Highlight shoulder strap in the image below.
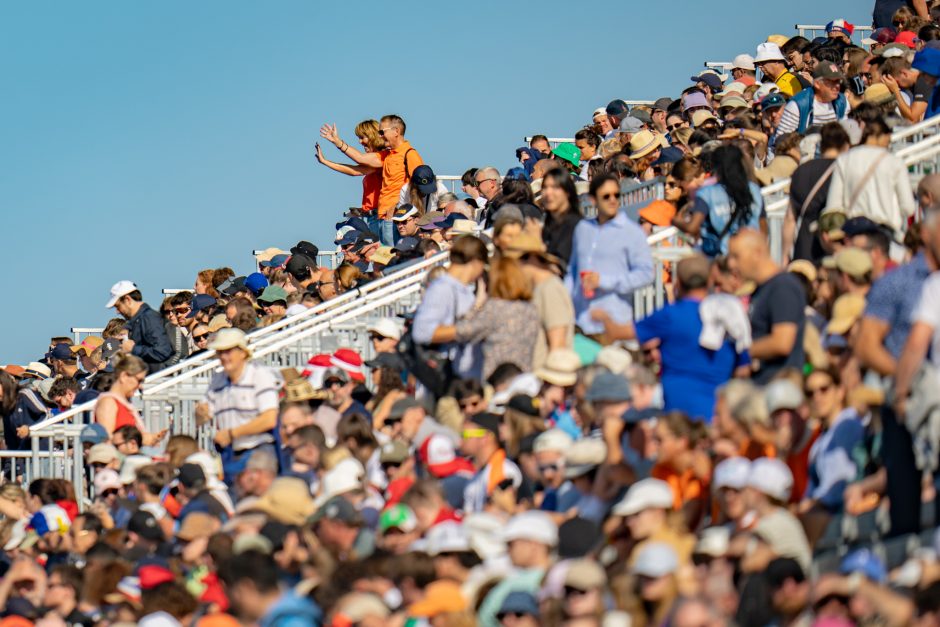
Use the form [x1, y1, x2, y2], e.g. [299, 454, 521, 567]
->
[846, 151, 890, 212]
[402, 148, 415, 180]
[797, 161, 837, 218]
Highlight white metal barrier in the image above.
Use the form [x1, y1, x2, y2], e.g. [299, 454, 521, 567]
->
[437, 175, 463, 194]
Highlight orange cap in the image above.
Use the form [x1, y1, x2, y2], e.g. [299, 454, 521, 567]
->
[639, 200, 677, 227]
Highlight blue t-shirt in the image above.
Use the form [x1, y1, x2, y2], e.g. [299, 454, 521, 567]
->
[635, 298, 750, 421]
[692, 181, 765, 257]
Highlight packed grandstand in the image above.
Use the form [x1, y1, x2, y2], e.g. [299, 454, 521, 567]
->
[4, 8, 940, 627]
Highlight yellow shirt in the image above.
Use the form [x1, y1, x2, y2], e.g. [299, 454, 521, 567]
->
[775, 71, 803, 97]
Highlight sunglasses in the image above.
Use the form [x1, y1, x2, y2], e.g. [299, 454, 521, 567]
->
[459, 398, 484, 410]
[538, 462, 561, 473]
[193, 334, 209, 342]
[381, 462, 402, 472]
[600, 192, 621, 201]
[667, 123, 684, 132]
[174, 307, 191, 315]
[462, 428, 488, 439]
[806, 383, 833, 396]
[101, 489, 119, 498]
[378, 128, 392, 136]
[325, 379, 345, 388]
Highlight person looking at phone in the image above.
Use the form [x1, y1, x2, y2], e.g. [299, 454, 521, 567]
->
[200, 328, 279, 485]
[565, 174, 653, 343]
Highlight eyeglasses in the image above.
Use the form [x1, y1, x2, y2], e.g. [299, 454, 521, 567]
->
[193, 334, 209, 342]
[476, 178, 497, 186]
[174, 307, 191, 315]
[806, 383, 833, 396]
[462, 428, 487, 439]
[564, 586, 590, 597]
[538, 462, 561, 474]
[325, 379, 345, 388]
[600, 192, 621, 201]
[667, 123, 684, 132]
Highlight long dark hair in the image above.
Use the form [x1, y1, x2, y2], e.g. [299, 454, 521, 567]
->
[712, 145, 754, 222]
[543, 168, 580, 215]
[0, 371, 16, 417]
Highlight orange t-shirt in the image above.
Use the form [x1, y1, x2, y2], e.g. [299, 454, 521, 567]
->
[377, 140, 423, 217]
[652, 463, 706, 510]
[362, 169, 382, 213]
[786, 425, 821, 504]
[739, 438, 775, 461]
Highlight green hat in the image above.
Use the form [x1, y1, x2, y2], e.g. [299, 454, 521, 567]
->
[551, 142, 581, 167]
[258, 285, 288, 304]
[379, 504, 418, 534]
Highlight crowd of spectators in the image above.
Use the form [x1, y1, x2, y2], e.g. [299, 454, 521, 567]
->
[3, 7, 940, 626]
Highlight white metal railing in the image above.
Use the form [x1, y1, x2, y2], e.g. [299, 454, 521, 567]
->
[437, 175, 462, 195]
[71, 327, 104, 344]
[705, 62, 732, 75]
[795, 24, 873, 41]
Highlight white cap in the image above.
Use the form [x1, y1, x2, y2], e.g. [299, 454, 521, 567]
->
[316, 457, 365, 506]
[754, 83, 779, 100]
[463, 513, 507, 560]
[612, 478, 675, 516]
[719, 81, 748, 97]
[754, 42, 785, 64]
[732, 53, 756, 71]
[286, 304, 308, 317]
[533, 429, 574, 454]
[426, 521, 471, 555]
[118, 454, 153, 485]
[564, 438, 607, 479]
[366, 318, 402, 342]
[503, 511, 558, 547]
[713, 457, 752, 491]
[694, 526, 731, 557]
[593, 107, 608, 118]
[594, 345, 633, 375]
[747, 457, 793, 502]
[94, 468, 122, 494]
[106, 280, 137, 308]
[765, 379, 804, 414]
[88, 442, 120, 465]
[632, 542, 679, 577]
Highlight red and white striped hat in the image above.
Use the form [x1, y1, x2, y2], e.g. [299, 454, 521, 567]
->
[330, 348, 365, 383]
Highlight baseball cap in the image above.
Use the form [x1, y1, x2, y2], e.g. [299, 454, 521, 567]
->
[827, 293, 866, 335]
[691, 70, 723, 90]
[379, 504, 418, 534]
[826, 19, 855, 37]
[467, 412, 501, 439]
[45, 343, 73, 362]
[834, 247, 873, 278]
[418, 433, 469, 478]
[80, 423, 109, 445]
[713, 457, 752, 491]
[618, 116, 644, 134]
[612, 478, 675, 516]
[841, 216, 885, 237]
[387, 396, 422, 421]
[653, 97, 673, 111]
[732, 54, 755, 71]
[178, 463, 207, 490]
[565, 559, 607, 591]
[393, 236, 420, 253]
[503, 511, 557, 546]
[632, 542, 679, 577]
[408, 580, 467, 618]
[563, 438, 607, 479]
[392, 204, 418, 221]
[896, 31, 920, 49]
[286, 254, 317, 279]
[760, 93, 787, 111]
[862, 26, 897, 46]
[128, 510, 164, 542]
[913, 48, 940, 77]
[187, 294, 216, 318]
[747, 457, 793, 502]
[260, 253, 290, 269]
[244, 272, 268, 296]
[629, 108, 653, 125]
[258, 285, 288, 305]
[379, 440, 409, 465]
[411, 165, 438, 195]
[425, 521, 472, 555]
[764, 379, 804, 414]
[309, 495, 362, 526]
[94, 468, 122, 494]
[219, 276, 247, 296]
[694, 526, 731, 558]
[88, 443, 120, 466]
[585, 372, 631, 403]
[106, 280, 137, 308]
[416, 211, 446, 227]
[813, 61, 845, 81]
[558, 517, 603, 559]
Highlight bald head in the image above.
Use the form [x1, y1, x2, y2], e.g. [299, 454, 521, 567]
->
[728, 229, 772, 282]
[918, 174, 940, 209]
[677, 254, 711, 292]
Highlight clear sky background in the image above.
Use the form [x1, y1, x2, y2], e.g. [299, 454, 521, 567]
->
[2, 0, 862, 364]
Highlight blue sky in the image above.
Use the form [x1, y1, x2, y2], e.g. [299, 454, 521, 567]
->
[1, 0, 861, 363]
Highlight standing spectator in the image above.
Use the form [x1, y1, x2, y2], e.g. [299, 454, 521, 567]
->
[505, 232, 575, 370]
[94, 355, 166, 444]
[728, 230, 806, 383]
[106, 281, 173, 373]
[201, 328, 279, 483]
[592, 254, 751, 421]
[321, 115, 423, 245]
[540, 169, 583, 264]
[574, 128, 601, 179]
[675, 145, 765, 257]
[786, 122, 852, 263]
[316, 119, 385, 217]
[754, 43, 803, 97]
[567, 174, 653, 340]
[412, 236, 488, 382]
[775, 62, 850, 137]
[826, 117, 915, 236]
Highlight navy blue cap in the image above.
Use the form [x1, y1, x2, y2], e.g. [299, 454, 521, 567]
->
[842, 216, 887, 237]
[187, 294, 216, 318]
[692, 72, 722, 90]
[411, 165, 437, 195]
[622, 407, 660, 425]
[606, 99, 629, 118]
[335, 216, 372, 235]
[337, 230, 363, 247]
[353, 260, 370, 273]
[244, 272, 268, 296]
[260, 253, 289, 268]
[439, 214, 461, 230]
[504, 166, 530, 181]
[840, 549, 887, 583]
[393, 236, 419, 253]
[45, 343, 73, 361]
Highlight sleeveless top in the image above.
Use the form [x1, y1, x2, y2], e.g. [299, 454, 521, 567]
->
[97, 392, 143, 432]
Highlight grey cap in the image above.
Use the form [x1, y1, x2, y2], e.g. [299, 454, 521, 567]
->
[585, 372, 632, 403]
[388, 397, 423, 421]
[629, 109, 652, 124]
[618, 116, 644, 133]
[492, 204, 524, 224]
[245, 448, 278, 474]
[653, 97, 674, 111]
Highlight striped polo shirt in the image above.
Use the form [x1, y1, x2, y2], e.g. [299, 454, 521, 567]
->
[207, 362, 280, 451]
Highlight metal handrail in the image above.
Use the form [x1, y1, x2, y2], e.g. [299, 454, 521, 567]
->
[795, 23, 873, 41]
